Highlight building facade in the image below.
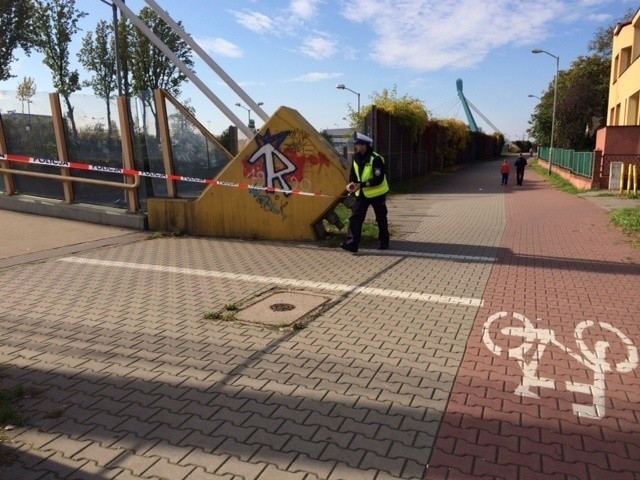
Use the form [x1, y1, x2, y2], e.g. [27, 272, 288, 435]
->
[594, 6, 640, 175]
[608, 8, 640, 127]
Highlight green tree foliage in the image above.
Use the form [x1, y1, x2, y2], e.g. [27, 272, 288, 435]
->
[16, 76, 36, 113]
[126, 6, 194, 133]
[556, 55, 610, 149]
[78, 20, 117, 140]
[0, 0, 35, 81]
[528, 9, 635, 150]
[216, 127, 233, 153]
[32, 0, 87, 138]
[435, 118, 471, 168]
[365, 86, 429, 142]
[588, 7, 636, 59]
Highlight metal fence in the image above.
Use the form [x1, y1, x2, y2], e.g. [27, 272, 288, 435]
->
[0, 90, 233, 211]
[539, 147, 594, 178]
[365, 106, 502, 185]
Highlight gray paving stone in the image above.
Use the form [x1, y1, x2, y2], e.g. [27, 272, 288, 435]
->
[0, 160, 512, 479]
[144, 457, 195, 480]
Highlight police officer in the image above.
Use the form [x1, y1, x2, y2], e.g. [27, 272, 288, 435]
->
[341, 132, 390, 253]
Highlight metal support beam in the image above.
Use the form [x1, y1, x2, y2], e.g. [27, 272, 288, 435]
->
[110, 0, 253, 138]
[144, 0, 268, 122]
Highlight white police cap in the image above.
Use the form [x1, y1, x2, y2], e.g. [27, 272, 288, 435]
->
[354, 132, 373, 146]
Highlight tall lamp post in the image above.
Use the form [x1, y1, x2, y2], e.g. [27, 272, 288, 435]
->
[336, 84, 360, 114]
[528, 94, 540, 100]
[99, 0, 123, 96]
[532, 49, 559, 175]
[235, 102, 263, 129]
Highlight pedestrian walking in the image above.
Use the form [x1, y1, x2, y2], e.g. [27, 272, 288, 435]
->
[341, 132, 390, 253]
[500, 159, 510, 186]
[515, 153, 528, 186]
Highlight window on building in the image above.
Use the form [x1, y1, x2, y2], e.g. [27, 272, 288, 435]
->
[628, 91, 640, 126]
[620, 46, 632, 74]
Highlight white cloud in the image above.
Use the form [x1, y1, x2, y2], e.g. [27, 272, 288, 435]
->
[338, 0, 574, 71]
[300, 36, 338, 59]
[290, 0, 323, 20]
[586, 13, 613, 23]
[288, 72, 342, 82]
[196, 37, 243, 58]
[231, 10, 274, 34]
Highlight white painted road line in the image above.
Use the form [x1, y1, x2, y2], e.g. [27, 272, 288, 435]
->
[358, 248, 496, 263]
[59, 257, 484, 307]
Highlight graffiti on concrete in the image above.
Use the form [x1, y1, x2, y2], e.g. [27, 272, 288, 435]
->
[482, 311, 638, 419]
[248, 130, 297, 195]
[249, 189, 289, 220]
[243, 128, 332, 199]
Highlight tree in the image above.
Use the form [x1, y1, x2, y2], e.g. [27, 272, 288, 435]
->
[555, 55, 610, 149]
[528, 9, 636, 150]
[366, 85, 429, 142]
[16, 76, 37, 114]
[127, 7, 194, 137]
[32, 0, 87, 138]
[78, 20, 117, 140]
[588, 7, 636, 59]
[0, 0, 35, 81]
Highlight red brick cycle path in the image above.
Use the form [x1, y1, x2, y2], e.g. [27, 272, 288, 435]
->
[426, 172, 640, 479]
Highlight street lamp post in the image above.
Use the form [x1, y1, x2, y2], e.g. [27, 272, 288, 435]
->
[99, 0, 123, 96]
[336, 84, 360, 114]
[235, 102, 263, 129]
[532, 49, 559, 175]
[528, 94, 540, 100]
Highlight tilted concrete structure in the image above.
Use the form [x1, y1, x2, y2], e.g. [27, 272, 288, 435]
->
[148, 107, 349, 241]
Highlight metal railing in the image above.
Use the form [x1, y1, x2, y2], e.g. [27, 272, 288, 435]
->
[539, 147, 594, 178]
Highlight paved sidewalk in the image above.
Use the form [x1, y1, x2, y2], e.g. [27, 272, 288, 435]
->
[426, 167, 640, 479]
[0, 160, 639, 480]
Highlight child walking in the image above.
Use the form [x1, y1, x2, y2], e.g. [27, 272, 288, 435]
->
[500, 159, 510, 186]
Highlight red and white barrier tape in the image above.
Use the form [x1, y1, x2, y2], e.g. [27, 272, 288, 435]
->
[0, 153, 337, 198]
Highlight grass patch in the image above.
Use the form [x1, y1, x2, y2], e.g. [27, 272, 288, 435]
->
[0, 385, 24, 427]
[529, 161, 585, 195]
[322, 202, 381, 248]
[611, 208, 640, 232]
[611, 207, 640, 248]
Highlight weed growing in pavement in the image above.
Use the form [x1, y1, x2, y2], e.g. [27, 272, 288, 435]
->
[203, 311, 222, 320]
[224, 303, 238, 311]
[223, 312, 237, 321]
[149, 229, 186, 239]
[45, 408, 65, 419]
[0, 385, 24, 427]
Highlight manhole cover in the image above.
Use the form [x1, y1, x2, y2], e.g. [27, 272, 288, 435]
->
[236, 291, 330, 327]
[270, 303, 295, 311]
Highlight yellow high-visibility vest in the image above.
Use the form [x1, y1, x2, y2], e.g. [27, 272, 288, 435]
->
[353, 152, 389, 197]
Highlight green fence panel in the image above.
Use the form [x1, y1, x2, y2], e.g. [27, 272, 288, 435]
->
[536, 147, 592, 178]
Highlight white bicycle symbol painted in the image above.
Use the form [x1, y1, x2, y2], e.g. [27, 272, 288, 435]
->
[482, 311, 638, 419]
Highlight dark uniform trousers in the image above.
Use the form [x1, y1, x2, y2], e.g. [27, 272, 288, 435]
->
[346, 194, 390, 247]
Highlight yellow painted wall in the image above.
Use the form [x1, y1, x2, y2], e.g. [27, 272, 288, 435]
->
[149, 106, 350, 241]
[609, 10, 640, 126]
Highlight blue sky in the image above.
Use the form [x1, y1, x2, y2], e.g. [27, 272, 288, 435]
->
[1, 0, 638, 141]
